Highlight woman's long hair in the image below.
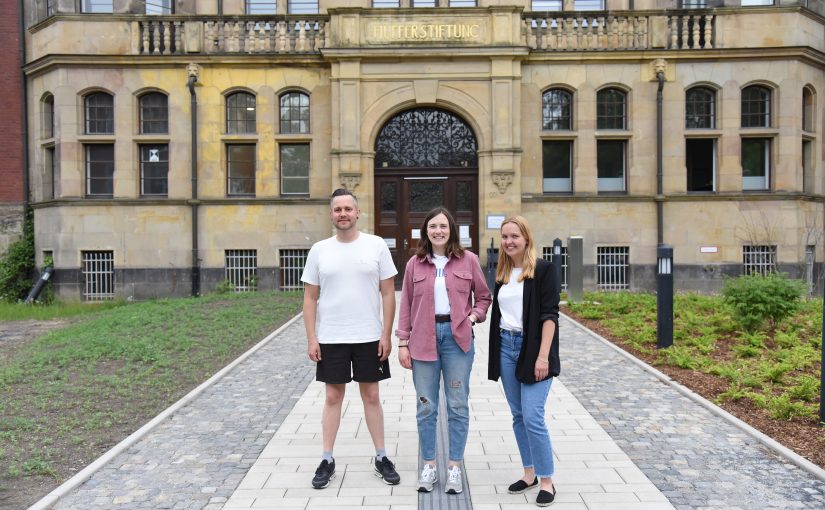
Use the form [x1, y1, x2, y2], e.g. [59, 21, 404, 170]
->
[495, 215, 537, 283]
[416, 207, 465, 259]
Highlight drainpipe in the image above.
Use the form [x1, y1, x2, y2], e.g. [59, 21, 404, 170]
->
[656, 65, 665, 246]
[187, 64, 200, 297]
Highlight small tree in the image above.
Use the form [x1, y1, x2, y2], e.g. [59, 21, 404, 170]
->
[0, 210, 35, 302]
[722, 273, 806, 332]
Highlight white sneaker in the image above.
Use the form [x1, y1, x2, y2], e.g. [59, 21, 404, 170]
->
[417, 464, 437, 493]
[445, 466, 463, 494]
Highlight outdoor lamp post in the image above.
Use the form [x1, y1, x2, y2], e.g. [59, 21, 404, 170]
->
[552, 238, 563, 294]
[657, 244, 673, 349]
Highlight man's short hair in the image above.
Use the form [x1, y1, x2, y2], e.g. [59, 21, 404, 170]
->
[330, 188, 358, 207]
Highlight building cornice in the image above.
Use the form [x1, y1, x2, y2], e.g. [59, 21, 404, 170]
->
[30, 198, 329, 208]
[523, 192, 825, 203]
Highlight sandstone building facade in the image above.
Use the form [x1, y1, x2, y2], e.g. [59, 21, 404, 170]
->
[23, 0, 825, 299]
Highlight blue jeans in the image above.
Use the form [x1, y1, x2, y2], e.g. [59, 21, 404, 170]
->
[499, 329, 555, 478]
[412, 321, 474, 462]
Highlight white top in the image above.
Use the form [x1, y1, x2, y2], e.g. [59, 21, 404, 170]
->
[433, 255, 450, 315]
[301, 232, 398, 344]
[498, 268, 524, 332]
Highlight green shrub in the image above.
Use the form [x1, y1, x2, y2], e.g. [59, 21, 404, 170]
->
[0, 211, 34, 302]
[722, 273, 806, 332]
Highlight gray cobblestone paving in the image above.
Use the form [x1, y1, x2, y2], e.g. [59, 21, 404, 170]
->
[53, 318, 314, 510]
[559, 314, 825, 509]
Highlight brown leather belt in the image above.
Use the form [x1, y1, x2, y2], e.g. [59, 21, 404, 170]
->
[435, 314, 451, 323]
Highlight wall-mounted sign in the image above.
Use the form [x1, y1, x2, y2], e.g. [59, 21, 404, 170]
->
[384, 238, 396, 249]
[365, 18, 487, 45]
[411, 228, 421, 239]
[700, 246, 718, 253]
[486, 215, 505, 230]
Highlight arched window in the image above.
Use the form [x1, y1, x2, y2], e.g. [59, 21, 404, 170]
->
[542, 89, 572, 130]
[42, 94, 54, 138]
[226, 92, 256, 134]
[280, 91, 310, 134]
[741, 85, 771, 128]
[84, 92, 114, 134]
[596, 88, 626, 130]
[139, 92, 168, 134]
[803, 86, 815, 132]
[685, 87, 715, 129]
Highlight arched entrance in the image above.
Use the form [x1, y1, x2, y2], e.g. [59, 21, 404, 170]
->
[373, 107, 479, 284]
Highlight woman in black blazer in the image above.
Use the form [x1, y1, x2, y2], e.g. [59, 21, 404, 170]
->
[487, 215, 560, 507]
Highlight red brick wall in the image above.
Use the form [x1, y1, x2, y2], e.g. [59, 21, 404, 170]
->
[0, 0, 23, 204]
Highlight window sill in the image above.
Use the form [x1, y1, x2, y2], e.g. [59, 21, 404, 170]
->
[77, 135, 116, 142]
[275, 133, 312, 141]
[222, 134, 259, 142]
[684, 129, 721, 138]
[594, 131, 631, 139]
[739, 128, 778, 137]
[134, 134, 170, 142]
[540, 131, 577, 140]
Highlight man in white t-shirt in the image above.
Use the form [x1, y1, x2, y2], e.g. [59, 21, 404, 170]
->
[301, 188, 400, 489]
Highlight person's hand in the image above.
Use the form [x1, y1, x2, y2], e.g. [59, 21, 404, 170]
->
[534, 358, 549, 381]
[307, 338, 321, 362]
[378, 335, 392, 362]
[468, 314, 477, 326]
[398, 347, 412, 370]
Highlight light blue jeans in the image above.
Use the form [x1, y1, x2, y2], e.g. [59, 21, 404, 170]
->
[412, 321, 474, 462]
[499, 328, 555, 478]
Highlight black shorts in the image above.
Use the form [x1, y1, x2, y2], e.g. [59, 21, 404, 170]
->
[316, 340, 391, 384]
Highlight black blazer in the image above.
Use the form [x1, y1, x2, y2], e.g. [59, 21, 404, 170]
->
[487, 257, 560, 384]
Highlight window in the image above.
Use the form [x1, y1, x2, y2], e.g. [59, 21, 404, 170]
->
[288, 0, 318, 14]
[246, 1, 277, 14]
[803, 140, 813, 193]
[373, 0, 400, 5]
[42, 94, 54, 138]
[280, 92, 310, 134]
[597, 140, 626, 192]
[541, 246, 568, 290]
[280, 249, 309, 290]
[280, 144, 310, 195]
[226, 92, 256, 134]
[741, 138, 770, 190]
[227, 144, 256, 196]
[46, 0, 55, 16]
[542, 89, 572, 130]
[449, 0, 477, 5]
[532, 0, 562, 9]
[686, 139, 715, 192]
[803, 87, 815, 132]
[412, 0, 437, 6]
[741, 86, 771, 128]
[597, 246, 629, 291]
[225, 250, 258, 292]
[681, 0, 707, 6]
[82, 0, 113, 12]
[543, 140, 572, 193]
[139, 93, 168, 134]
[85, 92, 114, 134]
[82, 251, 115, 301]
[140, 145, 168, 196]
[741, 0, 773, 5]
[574, 0, 604, 9]
[597, 88, 626, 130]
[742, 245, 776, 275]
[45, 147, 57, 199]
[146, 0, 173, 14]
[686, 87, 715, 129]
[85, 144, 114, 197]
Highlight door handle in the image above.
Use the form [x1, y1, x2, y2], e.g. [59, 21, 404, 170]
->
[403, 238, 409, 250]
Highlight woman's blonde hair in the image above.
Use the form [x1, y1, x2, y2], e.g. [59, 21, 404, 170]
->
[495, 215, 537, 284]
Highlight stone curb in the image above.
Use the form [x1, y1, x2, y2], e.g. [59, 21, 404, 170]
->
[561, 311, 825, 485]
[27, 312, 306, 510]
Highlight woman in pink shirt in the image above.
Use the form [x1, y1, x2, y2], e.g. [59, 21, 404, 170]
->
[396, 207, 491, 495]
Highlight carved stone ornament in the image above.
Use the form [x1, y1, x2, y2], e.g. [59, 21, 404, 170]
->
[491, 172, 514, 194]
[339, 173, 361, 190]
[186, 63, 200, 79]
[651, 58, 667, 76]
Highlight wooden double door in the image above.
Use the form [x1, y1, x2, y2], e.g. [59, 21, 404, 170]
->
[374, 169, 479, 285]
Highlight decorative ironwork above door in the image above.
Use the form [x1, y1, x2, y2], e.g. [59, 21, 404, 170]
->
[375, 108, 478, 169]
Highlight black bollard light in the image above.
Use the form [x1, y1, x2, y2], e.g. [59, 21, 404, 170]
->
[656, 244, 673, 349]
[552, 238, 563, 294]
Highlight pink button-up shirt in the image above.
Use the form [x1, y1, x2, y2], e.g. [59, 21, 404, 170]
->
[395, 251, 492, 361]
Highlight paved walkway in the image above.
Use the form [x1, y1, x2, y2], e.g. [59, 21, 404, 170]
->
[41, 304, 825, 510]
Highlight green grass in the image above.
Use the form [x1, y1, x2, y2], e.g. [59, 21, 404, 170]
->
[0, 300, 126, 321]
[566, 291, 823, 426]
[0, 291, 303, 481]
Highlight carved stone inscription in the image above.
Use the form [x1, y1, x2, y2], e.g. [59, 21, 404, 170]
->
[365, 20, 485, 44]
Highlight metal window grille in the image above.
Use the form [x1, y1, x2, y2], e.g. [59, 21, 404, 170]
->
[743, 245, 776, 276]
[597, 246, 629, 291]
[288, 0, 318, 14]
[541, 246, 568, 290]
[85, 93, 114, 134]
[82, 251, 115, 301]
[542, 89, 572, 130]
[225, 250, 258, 292]
[596, 89, 626, 130]
[280, 249, 309, 290]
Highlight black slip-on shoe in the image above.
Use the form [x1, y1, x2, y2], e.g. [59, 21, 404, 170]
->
[508, 477, 538, 494]
[536, 487, 556, 507]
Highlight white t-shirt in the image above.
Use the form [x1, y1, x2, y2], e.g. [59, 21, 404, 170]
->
[433, 255, 450, 315]
[301, 232, 398, 344]
[498, 268, 524, 332]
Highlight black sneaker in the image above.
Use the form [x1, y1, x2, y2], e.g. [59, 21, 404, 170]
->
[312, 459, 336, 489]
[374, 456, 401, 485]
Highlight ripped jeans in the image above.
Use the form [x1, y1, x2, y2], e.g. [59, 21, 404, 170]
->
[411, 321, 474, 462]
